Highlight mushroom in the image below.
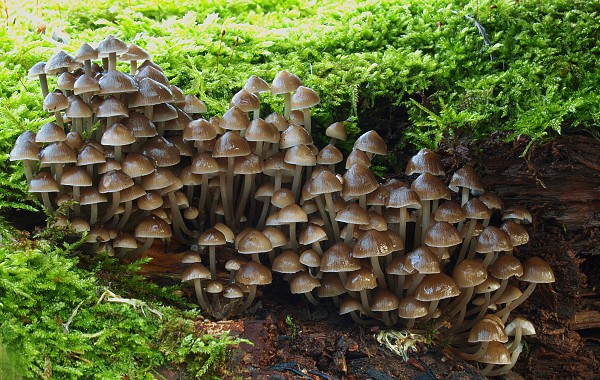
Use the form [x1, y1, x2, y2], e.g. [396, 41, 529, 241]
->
[234, 261, 272, 313]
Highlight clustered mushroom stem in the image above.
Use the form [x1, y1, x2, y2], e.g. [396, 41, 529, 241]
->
[198, 175, 209, 218]
[41, 192, 55, 213]
[460, 341, 489, 361]
[457, 219, 476, 262]
[129, 60, 138, 76]
[291, 166, 303, 202]
[102, 192, 120, 223]
[283, 93, 292, 119]
[324, 193, 340, 241]
[371, 257, 387, 289]
[168, 192, 196, 244]
[129, 237, 154, 256]
[236, 285, 257, 314]
[460, 187, 470, 206]
[208, 246, 217, 279]
[495, 282, 538, 321]
[445, 287, 474, 332]
[344, 224, 355, 246]
[38, 74, 49, 99]
[289, 222, 298, 250]
[219, 172, 232, 227]
[235, 174, 253, 226]
[115, 201, 133, 230]
[302, 108, 312, 135]
[314, 196, 334, 239]
[304, 291, 319, 306]
[420, 201, 431, 246]
[54, 112, 64, 128]
[89, 204, 99, 225]
[22, 161, 35, 184]
[108, 52, 117, 71]
[488, 278, 508, 306]
[226, 156, 235, 225]
[193, 279, 211, 311]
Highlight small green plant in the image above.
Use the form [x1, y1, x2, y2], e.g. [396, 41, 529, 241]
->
[285, 315, 299, 339]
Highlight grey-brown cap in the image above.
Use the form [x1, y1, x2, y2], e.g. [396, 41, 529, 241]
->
[405, 148, 445, 176]
[235, 261, 272, 285]
[414, 273, 460, 302]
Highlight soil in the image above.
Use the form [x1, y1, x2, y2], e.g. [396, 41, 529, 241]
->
[6, 133, 600, 379]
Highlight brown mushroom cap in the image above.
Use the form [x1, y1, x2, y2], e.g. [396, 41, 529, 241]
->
[342, 164, 379, 198]
[397, 296, 429, 319]
[345, 266, 378, 292]
[235, 261, 272, 285]
[181, 263, 211, 282]
[468, 317, 509, 343]
[354, 130, 387, 156]
[453, 259, 488, 288]
[135, 214, 172, 239]
[370, 288, 399, 312]
[489, 254, 523, 280]
[476, 226, 513, 253]
[271, 70, 302, 95]
[424, 221, 463, 248]
[290, 271, 321, 294]
[320, 242, 360, 273]
[518, 256, 555, 283]
[406, 148, 445, 176]
[449, 165, 485, 195]
[414, 273, 460, 302]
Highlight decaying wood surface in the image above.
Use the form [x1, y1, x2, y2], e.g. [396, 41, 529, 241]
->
[474, 133, 600, 379]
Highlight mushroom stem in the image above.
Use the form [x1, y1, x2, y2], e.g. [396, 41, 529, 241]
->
[344, 223, 355, 246]
[460, 341, 489, 361]
[193, 279, 211, 311]
[168, 192, 196, 244]
[457, 219, 477, 262]
[89, 204, 99, 226]
[283, 93, 292, 119]
[420, 201, 431, 246]
[235, 174, 253, 226]
[208, 246, 217, 279]
[219, 172, 232, 227]
[302, 108, 312, 135]
[289, 222, 298, 250]
[22, 160, 35, 184]
[114, 200, 133, 230]
[40, 191, 55, 213]
[370, 257, 387, 289]
[108, 52, 117, 71]
[129, 237, 154, 256]
[101, 192, 120, 223]
[291, 165, 303, 202]
[226, 156, 235, 225]
[460, 187, 470, 207]
[236, 285, 257, 314]
[359, 289, 377, 318]
[303, 291, 319, 306]
[129, 60, 138, 76]
[324, 193, 340, 241]
[314, 196, 334, 240]
[445, 287, 474, 332]
[198, 175, 209, 218]
[38, 74, 49, 99]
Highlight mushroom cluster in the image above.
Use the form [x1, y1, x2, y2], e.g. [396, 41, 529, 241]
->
[12, 36, 554, 375]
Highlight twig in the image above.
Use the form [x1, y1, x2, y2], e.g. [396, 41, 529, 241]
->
[62, 300, 85, 333]
[98, 287, 163, 319]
